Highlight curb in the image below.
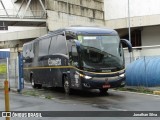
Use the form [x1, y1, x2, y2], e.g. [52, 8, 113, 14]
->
[0, 87, 20, 93]
[10, 88, 18, 92]
[153, 91, 160, 95]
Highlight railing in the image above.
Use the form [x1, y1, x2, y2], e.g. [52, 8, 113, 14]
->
[124, 45, 160, 66]
[0, 58, 18, 89]
[0, 9, 46, 19]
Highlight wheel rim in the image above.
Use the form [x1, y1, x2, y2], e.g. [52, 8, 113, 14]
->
[31, 78, 34, 86]
[64, 79, 69, 93]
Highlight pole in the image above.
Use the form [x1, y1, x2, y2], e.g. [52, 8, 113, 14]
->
[67, 0, 69, 26]
[4, 80, 10, 120]
[6, 58, 10, 90]
[128, 0, 132, 62]
[17, 55, 20, 92]
[4, 57, 10, 120]
[128, 0, 131, 43]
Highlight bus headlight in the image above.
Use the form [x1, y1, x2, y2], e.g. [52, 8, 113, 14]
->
[84, 75, 92, 79]
[76, 71, 92, 79]
[119, 73, 125, 78]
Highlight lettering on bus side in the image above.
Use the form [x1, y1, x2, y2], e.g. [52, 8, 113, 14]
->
[48, 58, 62, 66]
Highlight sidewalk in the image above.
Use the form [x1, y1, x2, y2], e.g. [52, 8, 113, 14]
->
[147, 87, 160, 95]
[125, 86, 160, 95]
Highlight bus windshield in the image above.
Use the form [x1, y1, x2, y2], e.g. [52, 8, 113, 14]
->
[78, 35, 124, 72]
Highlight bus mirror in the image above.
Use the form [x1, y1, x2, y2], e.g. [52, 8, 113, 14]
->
[71, 45, 78, 56]
[121, 39, 132, 52]
[23, 60, 25, 63]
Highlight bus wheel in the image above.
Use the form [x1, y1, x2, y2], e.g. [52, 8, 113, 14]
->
[31, 77, 38, 88]
[37, 84, 42, 89]
[99, 88, 108, 95]
[64, 76, 71, 95]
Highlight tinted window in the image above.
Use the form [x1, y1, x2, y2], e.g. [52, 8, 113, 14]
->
[49, 35, 67, 55]
[33, 41, 39, 57]
[39, 37, 51, 56]
[23, 45, 27, 58]
[56, 35, 67, 54]
[29, 43, 34, 58]
[24, 43, 32, 58]
[49, 36, 57, 54]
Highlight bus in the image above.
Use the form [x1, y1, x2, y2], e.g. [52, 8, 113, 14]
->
[23, 26, 132, 94]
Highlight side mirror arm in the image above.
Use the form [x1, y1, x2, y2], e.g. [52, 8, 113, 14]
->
[121, 39, 132, 52]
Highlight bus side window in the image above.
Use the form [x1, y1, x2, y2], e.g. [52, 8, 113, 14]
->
[49, 35, 67, 55]
[34, 41, 39, 57]
[56, 35, 67, 54]
[26, 45, 30, 58]
[49, 36, 57, 54]
[29, 43, 34, 58]
[23, 45, 26, 58]
[39, 37, 51, 56]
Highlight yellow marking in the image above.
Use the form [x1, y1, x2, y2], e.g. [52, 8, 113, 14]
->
[153, 91, 160, 95]
[24, 66, 72, 69]
[24, 66, 125, 75]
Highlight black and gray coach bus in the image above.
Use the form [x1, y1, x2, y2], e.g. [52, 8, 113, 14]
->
[23, 26, 132, 94]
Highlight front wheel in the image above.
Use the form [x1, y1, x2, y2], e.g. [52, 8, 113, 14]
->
[63, 76, 71, 95]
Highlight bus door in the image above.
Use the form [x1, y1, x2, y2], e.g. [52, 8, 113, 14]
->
[69, 45, 81, 88]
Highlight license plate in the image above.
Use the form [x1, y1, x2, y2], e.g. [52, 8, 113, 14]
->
[102, 84, 110, 88]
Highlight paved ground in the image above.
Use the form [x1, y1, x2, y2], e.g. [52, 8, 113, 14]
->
[1, 79, 160, 120]
[0, 78, 18, 90]
[1, 84, 160, 120]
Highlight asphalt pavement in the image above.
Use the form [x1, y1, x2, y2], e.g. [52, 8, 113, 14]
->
[1, 78, 160, 120]
[1, 85, 160, 120]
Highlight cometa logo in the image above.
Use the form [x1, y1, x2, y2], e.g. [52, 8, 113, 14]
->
[48, 58, 62, 66]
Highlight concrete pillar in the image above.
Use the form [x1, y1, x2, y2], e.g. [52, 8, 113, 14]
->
[10, 47, 19, 59]
[9, 48, 19, 85]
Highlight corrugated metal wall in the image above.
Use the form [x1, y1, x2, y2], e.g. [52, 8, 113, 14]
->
[0, 51, 10, 59]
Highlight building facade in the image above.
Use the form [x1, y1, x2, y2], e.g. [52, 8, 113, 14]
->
[104, 0, 160, 59]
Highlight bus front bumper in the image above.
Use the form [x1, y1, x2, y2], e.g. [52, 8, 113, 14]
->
[82, 76, 126, 89]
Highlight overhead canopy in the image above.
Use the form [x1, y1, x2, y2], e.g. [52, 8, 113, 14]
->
[14, 0, 19, 3]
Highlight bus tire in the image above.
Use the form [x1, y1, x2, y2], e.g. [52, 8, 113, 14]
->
[37, 84, 42, 89]
[99, 88, 108, 95]
[31, 76, 38, 88]
[63, 76, 71, 95]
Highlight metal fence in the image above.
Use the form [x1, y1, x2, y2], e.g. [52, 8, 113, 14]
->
[0, 9, 46, 19]
[0, 58, 18, 89]
[0, 59, 6, 89]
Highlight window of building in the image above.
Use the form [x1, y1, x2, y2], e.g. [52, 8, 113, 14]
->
[121, 29, 141, 47]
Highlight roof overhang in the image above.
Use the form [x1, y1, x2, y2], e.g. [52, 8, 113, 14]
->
[14, 0, 19, 3]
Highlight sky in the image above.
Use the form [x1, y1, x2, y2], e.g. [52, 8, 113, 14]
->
[0, 0, 14, 9]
